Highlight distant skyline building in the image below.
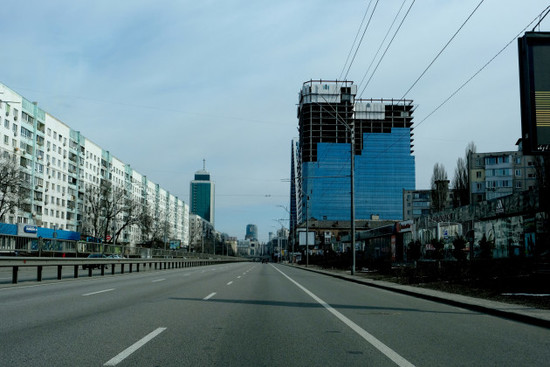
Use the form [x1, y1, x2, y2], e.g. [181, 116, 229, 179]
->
[291, 80, 415, 232]
[190, 160, 215, 225]
[245, 224, 258, 241]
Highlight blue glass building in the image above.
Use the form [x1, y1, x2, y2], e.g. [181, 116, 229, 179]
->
[292, 80, 415, 231]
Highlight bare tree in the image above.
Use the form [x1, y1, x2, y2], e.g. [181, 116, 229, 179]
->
[452, 142, 476, 208]
[465, 141, 477, 158]
[82, 182, 109, 239]
[137, 205, 155, 243]
[147, 217, 172, 249]
[431, 163, 449, 212]
[0, 152, 29, 221]
[451, 157, 468, 207]
[82, 181, 127, 241]
[112, 196, 146, 244]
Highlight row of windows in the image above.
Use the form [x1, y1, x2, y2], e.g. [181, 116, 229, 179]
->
[485, 156, 510, 165]
[3, 116, 103, 171]
[486, 168, 512, 177]
[46, 127, 67, 146]
[3, 130, 158, 201]
[476, 155, 524, 166]
[476, 181, 521, 190]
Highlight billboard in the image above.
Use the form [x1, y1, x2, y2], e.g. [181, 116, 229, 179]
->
[298, 231, 315, 246]
[518, 32, 550, 154]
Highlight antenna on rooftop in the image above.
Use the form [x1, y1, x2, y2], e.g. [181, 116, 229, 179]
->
[203, 159, 206, 171]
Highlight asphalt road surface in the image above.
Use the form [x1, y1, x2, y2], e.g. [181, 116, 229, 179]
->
[1, 262, 549, 366]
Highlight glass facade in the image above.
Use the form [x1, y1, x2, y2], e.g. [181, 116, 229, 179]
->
[302, 128, 415, 221]
[190, 169, 215, 224]
[191, 183, 213, 222]
[294, 81, 416, 227]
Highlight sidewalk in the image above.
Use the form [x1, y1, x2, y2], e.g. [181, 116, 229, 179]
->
[288, 264, 550, 329]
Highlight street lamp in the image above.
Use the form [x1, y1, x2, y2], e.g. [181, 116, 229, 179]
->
[277, 205, 291, 262]
[350, 119, 356, 275]
[273, 219, 288, 263]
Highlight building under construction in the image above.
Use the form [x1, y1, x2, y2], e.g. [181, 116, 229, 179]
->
[291, 80, 415, 236]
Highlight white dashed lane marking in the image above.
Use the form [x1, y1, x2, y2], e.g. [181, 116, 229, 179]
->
[82, 289, 115, 297]
[204, 292, 216, 300]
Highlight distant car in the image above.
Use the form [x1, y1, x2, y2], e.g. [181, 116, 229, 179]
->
[83, 254, 107, 270]
[107, 254, 123, 259]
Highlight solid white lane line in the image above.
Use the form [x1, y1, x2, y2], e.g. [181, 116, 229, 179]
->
[104, 327, 166, 366]
[227, 281, 233, 285]
[204, 292, 216, 300]
[152, 278, 165, 283]
[272, 266, 415, 367]
[82, 288, 115, 297]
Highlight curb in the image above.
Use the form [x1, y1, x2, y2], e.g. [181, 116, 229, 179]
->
[286, 264, 550, 329]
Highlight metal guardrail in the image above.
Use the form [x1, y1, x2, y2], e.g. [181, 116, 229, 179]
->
[0, 256, 246, 284]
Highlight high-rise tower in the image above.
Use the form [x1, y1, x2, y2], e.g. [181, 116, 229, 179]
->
[190, 160, 215, 224]
[293, 80, 415, 225]
[245, 224, 258, 241]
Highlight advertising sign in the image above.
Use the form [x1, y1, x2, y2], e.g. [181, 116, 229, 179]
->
[17, 224, 38, 238]
[518, 32, 550, 154]
[298, 231, 315, 246]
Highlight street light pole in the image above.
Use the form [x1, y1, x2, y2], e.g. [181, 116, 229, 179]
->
[351, 119, 356, 275]
[277, 205, 291, 263]
[305, 194, 309, 267]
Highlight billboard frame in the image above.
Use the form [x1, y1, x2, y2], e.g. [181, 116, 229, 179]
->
[518, 31, 550, 155]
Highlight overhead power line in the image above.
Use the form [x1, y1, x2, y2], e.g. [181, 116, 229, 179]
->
[414, 4, 550, 131]
[358, 0, 416, 98]
[339, 0, 374, 81]
[399, 0, 485, 101]
[341, 0, 380, 82]
[356, 0, 408, 92]
[532, 6, 550, 31]
[371, 4, 550, 160]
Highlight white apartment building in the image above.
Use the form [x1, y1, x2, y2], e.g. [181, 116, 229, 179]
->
[0, 83, 188, 248]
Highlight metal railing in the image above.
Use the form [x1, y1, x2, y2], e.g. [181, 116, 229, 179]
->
[0, 256, 246, 284]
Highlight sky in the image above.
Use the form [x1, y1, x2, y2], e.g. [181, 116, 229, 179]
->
[0, 0, 549, 242]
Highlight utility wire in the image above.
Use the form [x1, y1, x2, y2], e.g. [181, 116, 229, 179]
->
[359, 0, 416, 98]
[356, 0, 408, 91]
[414, 5, 550, 131]
[339, 0, 374, 81]
[372, 4, 550, 160]
[532, 6, 550, 31]
[399, 0, 485, 101]
[341, 0, 380, 82]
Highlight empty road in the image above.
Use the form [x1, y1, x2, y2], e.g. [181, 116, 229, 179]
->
[1, 262, 549, 366]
